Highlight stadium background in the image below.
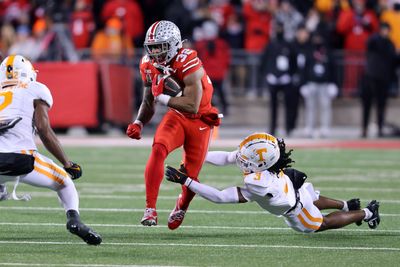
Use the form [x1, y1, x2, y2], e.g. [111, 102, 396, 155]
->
[1, 0, 400, 138]
[1, 1, 400, 267]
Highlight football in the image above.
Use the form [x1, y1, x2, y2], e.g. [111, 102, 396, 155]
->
[163, 76, 183, 97]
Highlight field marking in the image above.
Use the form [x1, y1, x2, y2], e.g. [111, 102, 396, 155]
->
[0, 240, 399, 252]
[15, 192, 400, 204]
[0, 264, 186, 267]
[0, 222, 399, 234]
[0, 206, 399, 217]
[16, 181, 400, 193]
[71, 183, 400, 193]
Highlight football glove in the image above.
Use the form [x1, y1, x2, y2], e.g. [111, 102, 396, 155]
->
[151, 74, 165, 97]
[126, 123, 142, 139]
[165, 165, 188, 185]
[64, 162, 82, 180]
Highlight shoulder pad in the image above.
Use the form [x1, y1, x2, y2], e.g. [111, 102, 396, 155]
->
[29, 82, 53, 108]
[283, 168, 307, 190]
[141, 55, 151, 64]
[173, 48, 201, 71]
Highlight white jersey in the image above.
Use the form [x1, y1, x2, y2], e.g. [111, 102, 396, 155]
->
[240, 170, 323, 232]
[0, 81, 53, 152]
[241, 171, 297, 216]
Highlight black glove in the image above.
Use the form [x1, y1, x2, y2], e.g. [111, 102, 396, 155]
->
[64, 162, 82, 180]
[165, 165, 188, 185]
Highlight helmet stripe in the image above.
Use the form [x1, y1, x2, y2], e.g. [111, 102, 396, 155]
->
[239, 133, 277, 149]
[148, 21, 161, 41]
[5, 54, 16, 79]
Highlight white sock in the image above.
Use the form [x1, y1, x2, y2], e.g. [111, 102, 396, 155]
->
[341, 200, 349, 212]
[363, 208, 373, 220]
[57, 178, 79, 212]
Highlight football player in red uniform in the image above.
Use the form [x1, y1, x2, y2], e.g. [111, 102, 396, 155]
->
[126, 20, 221, 230]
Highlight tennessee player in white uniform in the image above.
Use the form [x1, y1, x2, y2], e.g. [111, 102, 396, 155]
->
[0, 55, 101, 245]
[166, 133, 381, 233]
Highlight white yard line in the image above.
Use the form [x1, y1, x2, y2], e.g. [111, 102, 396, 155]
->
[0, 264, 187, 267]
[0, 222, 399, 234]
[18, 192, 400, 204]
[0, 240, 398, 252]
[70, 183, 400, 193]
[0, 206, 399, 217]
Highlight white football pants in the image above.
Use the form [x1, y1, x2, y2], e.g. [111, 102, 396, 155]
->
[0, 151, 79, 212]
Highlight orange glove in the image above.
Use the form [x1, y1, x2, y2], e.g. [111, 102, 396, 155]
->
[126, 122, 142, 139]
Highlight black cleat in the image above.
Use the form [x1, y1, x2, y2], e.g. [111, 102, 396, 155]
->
[67, 220, 102, 245]
[364, 200, 380, 229]
[347, 198, 362, 226]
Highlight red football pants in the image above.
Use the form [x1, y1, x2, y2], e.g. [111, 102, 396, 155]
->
[144, 110, 212, 210]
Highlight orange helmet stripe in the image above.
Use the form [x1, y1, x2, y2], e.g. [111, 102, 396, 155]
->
[5, 54, 16, 79]
[239, 133, 277, 149]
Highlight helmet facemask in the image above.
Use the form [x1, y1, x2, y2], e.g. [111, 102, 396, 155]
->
[144, 42, 170, 65]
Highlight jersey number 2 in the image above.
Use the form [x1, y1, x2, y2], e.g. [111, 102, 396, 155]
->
[0, 91, 13, 111]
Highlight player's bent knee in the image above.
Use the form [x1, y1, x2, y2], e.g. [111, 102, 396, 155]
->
[152, 143, 168, 158]
[315, 217, 328, 232]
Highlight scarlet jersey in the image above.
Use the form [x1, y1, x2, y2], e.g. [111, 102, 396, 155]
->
[139, 48, 214, 115]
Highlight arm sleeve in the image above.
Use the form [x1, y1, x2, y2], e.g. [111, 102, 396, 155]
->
[184, 178, 239, 203]
[205, 150, 238, 166]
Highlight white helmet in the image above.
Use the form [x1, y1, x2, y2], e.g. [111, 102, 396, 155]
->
[236, 132, 280, 173]
[144, 20, 182, 65]
[0, 55, 37, 87]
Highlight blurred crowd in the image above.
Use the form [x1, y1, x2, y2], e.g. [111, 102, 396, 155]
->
[1, 0, 400, 60]
[1, 0, 399, 138]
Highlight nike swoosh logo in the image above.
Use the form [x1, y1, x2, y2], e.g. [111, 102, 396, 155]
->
[199, 127, 208, 131]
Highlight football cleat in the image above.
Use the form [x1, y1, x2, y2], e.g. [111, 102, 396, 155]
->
[364, 200, 380, 229]
[346, 198, 362, 226]
[66, 210, 102, 245]
[168, 194, 186, 230]
[0, 184, 7, 201]
[66, 220, 102, 245]
[141, 208, 158, 226]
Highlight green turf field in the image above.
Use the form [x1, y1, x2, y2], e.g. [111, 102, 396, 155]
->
[0, 146, 399, 267]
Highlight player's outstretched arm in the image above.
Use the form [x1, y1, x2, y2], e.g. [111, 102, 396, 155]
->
[34, 100, 76, 172]
[127, 86, 155, 139]
[167, 68, 204, 114]
[136, 86, 155, 125]
[206, 150, 238, 166]
[165, 165, 247, 204]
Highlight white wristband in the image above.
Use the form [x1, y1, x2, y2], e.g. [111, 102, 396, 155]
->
[155, 94, 171, 105]
[184, 177, 193, 188]
[133, 120, 143, 129]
